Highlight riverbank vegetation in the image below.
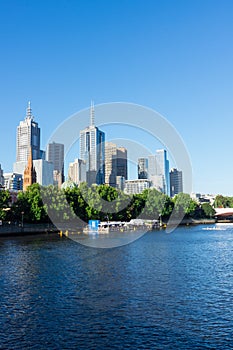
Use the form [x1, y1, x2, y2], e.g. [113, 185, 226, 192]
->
[0, 183, 218, 224]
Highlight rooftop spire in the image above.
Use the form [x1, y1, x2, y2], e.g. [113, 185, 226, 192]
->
[26, 101, 33, 120]
[90, 100, 95, 126]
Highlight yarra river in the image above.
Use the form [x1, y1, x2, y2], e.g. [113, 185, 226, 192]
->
[0, 224, 233, 349]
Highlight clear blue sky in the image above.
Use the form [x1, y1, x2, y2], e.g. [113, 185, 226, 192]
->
[0, 0, 232, 195]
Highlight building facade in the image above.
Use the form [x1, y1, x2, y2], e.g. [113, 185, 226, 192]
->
[80, 103, 105, 186]
[147, 150, 170, 196]
[14, 102, 42, 176]
[46, 142, 65, 184]
[4, 173, 23, 191]
[138, 158, 148, 179]
[155, 149, 170, 196]
[68, 158, 86, 185]
[23, 148, 37, 191]
[0, 164, 4, 187]
[33, 159, 54, 187]
[116, 147, 127, 180]
[124, 179, 151, 195]
[105, 143, 128, 187]
[170, 168, 183, 197]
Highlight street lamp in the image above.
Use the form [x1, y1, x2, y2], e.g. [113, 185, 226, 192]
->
[21, 211, 24, 228]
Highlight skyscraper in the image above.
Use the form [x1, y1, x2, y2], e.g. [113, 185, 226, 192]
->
[116, 147, 127, 180]
[68, 158, 86, 185]
[80, 103, 105, 186]
[16, 102, 41, 162]
[147, 150, 170, 195]
[170, 168, 183, 197]
[105, 142, 117, 187]
[14, 102, 41, 175]
[138, 158, 148, 179]
[155, 149, 170, 196]
[0, 164, 4, 187]
[105, 142, 128, 187]
[46, 142, 65, 184]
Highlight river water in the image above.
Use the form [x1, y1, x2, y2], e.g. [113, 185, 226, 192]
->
[0, 224, 233, 349]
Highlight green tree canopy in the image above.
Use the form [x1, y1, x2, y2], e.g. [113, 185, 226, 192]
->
[0, 189, 11, 221]
[201, 202, 216, 218]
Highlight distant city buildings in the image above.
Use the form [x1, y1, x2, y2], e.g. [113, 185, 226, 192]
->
[116, 175, 125, 191]
[14, 102, 41, 176]
[138, 150, 170, 195]
[68, 158, 86, 185]
[105, 142, 128, 187]
[0, 102, 186, 197]
[170, 168, 183, 197]
[80, 103, 105, 186]
[191, 193, 215, 205]
[46, 142, 65, 186]
[33, 159, 54, 187]
[124, 179, 151, 195]
[4, 173, 23, 191]
[138, 158, 148, 179]
[0, 164, 4, 187]
[155, 149, 170, 196]
[23, 148, 37, 191]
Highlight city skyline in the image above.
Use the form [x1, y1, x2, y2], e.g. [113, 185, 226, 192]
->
[1, 100, 184, 196]
[0, 1, 232, 195]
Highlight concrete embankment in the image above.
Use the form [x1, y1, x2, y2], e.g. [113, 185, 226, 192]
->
[0, 224, 59, 237]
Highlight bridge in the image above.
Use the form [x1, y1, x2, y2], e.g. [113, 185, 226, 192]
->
[214, 208, 233, 217]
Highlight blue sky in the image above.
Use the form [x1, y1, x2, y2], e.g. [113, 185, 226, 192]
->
[0, 0, 232, 195]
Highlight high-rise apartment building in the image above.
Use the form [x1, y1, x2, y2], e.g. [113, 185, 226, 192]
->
[170, 168, 183, 197]
[14, 102, 41, 176]
[46, 142, 65, 184]
[80, 103, 105, 186]
[138, 158, 148, 179]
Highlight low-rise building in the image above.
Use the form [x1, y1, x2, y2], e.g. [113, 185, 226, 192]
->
[124, 179, 151, 195]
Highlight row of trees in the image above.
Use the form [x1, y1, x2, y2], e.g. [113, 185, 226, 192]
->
[0, 183, 217, 225]
[214, 195, 233, 208]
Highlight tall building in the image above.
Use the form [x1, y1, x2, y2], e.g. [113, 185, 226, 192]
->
[80, 103, 105, 186]
[170, 168, 183, 197]
[138, 158, 148, 179]
[0, 164, 4, 187]
[156, 149, 170, 196]
[4, 173, 23, 191]
[68, 158, 86, 185]
[148, 155, 157, 178]
[105, 142, 117, 187]
[14, 102, 41, 175]
[23, 148, 37, 191]
[148, 150, 170, 196]
[33, 159, 54, 186]
[105, 143, 128, 187]
[46, 142, 65, 184]
[116, 147, 127, 180]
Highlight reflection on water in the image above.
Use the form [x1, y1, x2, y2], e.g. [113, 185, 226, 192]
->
[0, 225, 233, 349]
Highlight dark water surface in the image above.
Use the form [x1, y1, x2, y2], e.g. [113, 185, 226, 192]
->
[1, 224, 233, 349]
